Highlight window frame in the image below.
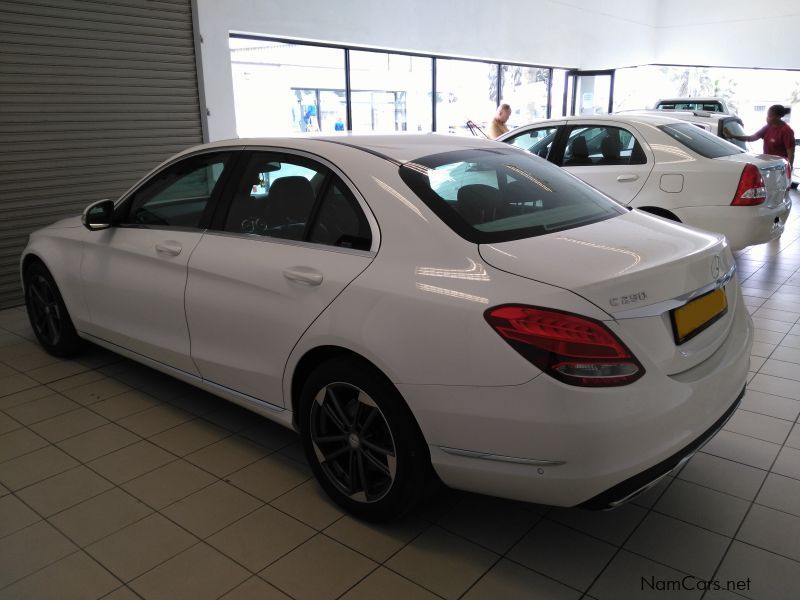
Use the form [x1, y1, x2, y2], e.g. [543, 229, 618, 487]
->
[113, 150, 240, 232]
[210, 148, 378, 254]
[502, 125, 566, 161]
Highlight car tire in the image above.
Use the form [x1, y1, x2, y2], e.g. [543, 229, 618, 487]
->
[299, 356, 431, 522]
[24, 261, 83, 357]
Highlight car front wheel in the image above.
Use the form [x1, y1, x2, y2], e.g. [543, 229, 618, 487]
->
[299, 357, 431, 522]
[24, 261, 83, 357]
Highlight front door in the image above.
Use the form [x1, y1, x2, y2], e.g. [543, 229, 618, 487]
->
[80, 151, 235, 374]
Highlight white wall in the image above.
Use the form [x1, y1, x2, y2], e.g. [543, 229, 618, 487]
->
[196, 0, 659, 140]
[655, 1, 800, 69]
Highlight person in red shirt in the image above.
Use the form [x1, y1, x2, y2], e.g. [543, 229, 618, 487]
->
[725, 104, 795, 176]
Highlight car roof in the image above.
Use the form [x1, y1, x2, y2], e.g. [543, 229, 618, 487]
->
[511, 113, 688, 128]
[620, 109, 735, 123]
[178, 134, 506, 164]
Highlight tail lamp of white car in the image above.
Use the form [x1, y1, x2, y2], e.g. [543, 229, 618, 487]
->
[731, 164, 767, 206]
[484, 305, 645, 386]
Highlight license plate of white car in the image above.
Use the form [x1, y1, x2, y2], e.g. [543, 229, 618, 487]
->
[671, 288, 728, 344]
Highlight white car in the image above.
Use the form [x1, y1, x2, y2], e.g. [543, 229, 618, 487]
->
[22, 135, 751, 520]
[498, 114, 791, 250]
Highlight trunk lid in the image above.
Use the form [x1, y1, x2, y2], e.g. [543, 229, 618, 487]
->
[715, 153, 788, 208]
[480, 211, 737, 374]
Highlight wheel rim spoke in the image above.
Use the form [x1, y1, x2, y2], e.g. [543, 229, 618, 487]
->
[310, 381, 398, 505]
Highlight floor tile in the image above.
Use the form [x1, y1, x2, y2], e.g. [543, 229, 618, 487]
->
[740, 389, 800, 421]
[49, 488, 153, 547]
[90, 389, 161, 421]
[239, 419, 299, 451]
[4, 393, 79, 425]
[17, 464, 113, 517]
[324, 514, 429, 563]
[227, 453, 311, 502]
[61, 377, 131, 405]
[437, 493, 542, 554]
[87, 440, 175, 485]
[0, 427, 48, 462]
[3, 350, 61, 372]
[261, 534, 377, 600]
[0, 411, 21, 434]
[149, 418, 229, 456]
[0, 384, 53, 411]
[589, 550, 702, 600]
[117, 403, 193, 438]
[751, 329, 785, 345]
[716, 541, 800, 600]
[47, 369, 106, 392]
[624, 512, 729, 579]
[779, 333, 800, 349]
[737, 503, 800, 562]
[220, 577, 291, 600]
[752, 317, 794, 333]
[269, 479, 343, 530]
[756, 473, 800, 517]
[86, 513, 197, 582]
[752, 307, 800, 323]
[0, 493, 40, 538]
[0, 445, 79, 491]
[749, 373, 800, 400]
[27, 360, 89, 384]
[462, 559, 580, 600]
[121, 459, 216, 510]
[386, 526, 498, 600]
[787, 422, 800, 449]
[342, 567, 442, 600]
[162, 480, 263, 539]
[202, 404, 256, 433]
[208, 504, 315, 572]
[57, 423, 140, 463]
[654, 478, 750, 537]
[759, 358, 800, 382]
[0, 550, 121, 600]
[750, 341, 778, 357]
[508, 518, 616, 591]
[749, 354, 767, 372]
[548, 503, 647, 546]
[129, 542, 249, 600]
[0, 521, 77, 588]
[678, 452, 767, 500]
[701, 430, 781, 470]
[0, 372, 40, 398]
[772, 445, 800, 480]
[29, 407, 109, 443]
[771, 345, 800, 364]
[184, 434, 267, 478]
[723, 409, 793, 444]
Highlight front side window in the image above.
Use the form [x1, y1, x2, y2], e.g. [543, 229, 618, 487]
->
[505, 127, 559, 160]
[659, 122, 745, 158]
[399, 148, 625, 244]
[223, 152, 372, 250]
[561, 126, 646, 167]
[123, 153, 231, 228]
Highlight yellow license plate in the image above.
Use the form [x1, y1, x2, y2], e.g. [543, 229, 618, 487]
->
[671, 287, 728, 344]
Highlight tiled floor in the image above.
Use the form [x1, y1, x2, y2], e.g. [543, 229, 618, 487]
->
[1, 191, 800, 600]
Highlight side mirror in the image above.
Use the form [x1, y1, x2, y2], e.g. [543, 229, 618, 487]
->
[82, 199, 115, 231]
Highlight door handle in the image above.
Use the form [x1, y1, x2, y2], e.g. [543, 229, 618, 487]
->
[155, 240, 182, 256]
[617, 174, 639, 183]
[283, 267, 323, 286]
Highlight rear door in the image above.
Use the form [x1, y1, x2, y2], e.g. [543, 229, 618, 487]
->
[557, 122, 653, 204]
[185, 150, 376, 407]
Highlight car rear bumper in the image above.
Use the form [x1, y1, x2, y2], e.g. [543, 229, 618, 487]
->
[674, 198, 791, 250]
[399, 293, 752, 507]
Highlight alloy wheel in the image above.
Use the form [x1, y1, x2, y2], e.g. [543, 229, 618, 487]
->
[27, 274, 63, 346]
[310, 382, 397, 503]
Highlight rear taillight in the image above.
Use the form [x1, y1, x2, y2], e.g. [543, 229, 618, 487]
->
[731, 164, 767, 206]
[485, 305, 644, 387]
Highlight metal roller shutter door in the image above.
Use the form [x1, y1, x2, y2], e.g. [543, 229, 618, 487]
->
[0, 0, 204, 308]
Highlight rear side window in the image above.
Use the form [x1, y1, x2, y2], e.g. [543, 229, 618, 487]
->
[561, 126, 646, 167]
[399, 148, 625, 244]
[658, 123, 745, 158]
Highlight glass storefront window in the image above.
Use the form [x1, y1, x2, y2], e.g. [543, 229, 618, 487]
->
[436, 59, 498, 136]
[501, 66, 550, 126]
[551, 69, 569, 118]
[230, 38, 346, 136]
[349, 51, 432, 132]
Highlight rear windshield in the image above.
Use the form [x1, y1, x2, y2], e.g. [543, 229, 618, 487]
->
[398, 148, 625, 244]
[658, 122, 745, 159]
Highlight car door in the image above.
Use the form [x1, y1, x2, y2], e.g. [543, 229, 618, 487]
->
[185, 150, 376, 407]
[558, 122, 653, 204]
[501, 123, 565, 161]
[80, 151, 237, 375]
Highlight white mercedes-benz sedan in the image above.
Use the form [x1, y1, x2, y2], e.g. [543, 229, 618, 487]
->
[21, 135, 752, 521]
[497, 114, 791, 250]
